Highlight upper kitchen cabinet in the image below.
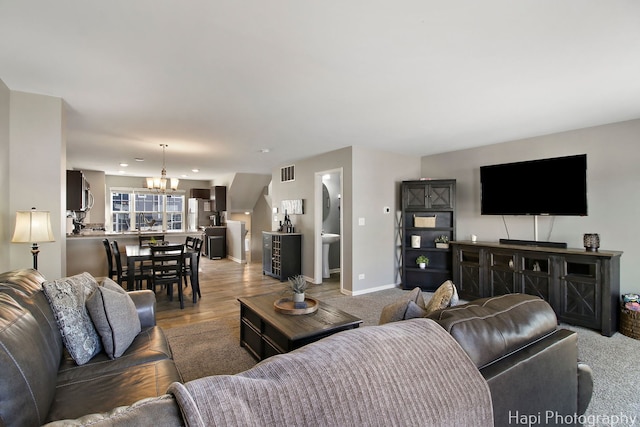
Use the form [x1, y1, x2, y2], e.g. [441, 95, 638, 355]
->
[189, 188, 211, 199]
[67, 170, 93, 211]
[213, 186, 227, 212]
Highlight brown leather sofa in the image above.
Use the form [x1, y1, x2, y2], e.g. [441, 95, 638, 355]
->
[0, 269, 182, 427]
[428, 293, 594, 426]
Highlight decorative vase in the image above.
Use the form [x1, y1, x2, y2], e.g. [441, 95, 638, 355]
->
[293, 292, 305, 303]
[583, 233, 600, 252]
[411, 235, 421, 248]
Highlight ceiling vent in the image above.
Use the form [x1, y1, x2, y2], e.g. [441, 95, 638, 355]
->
[280, 165, 295, 183]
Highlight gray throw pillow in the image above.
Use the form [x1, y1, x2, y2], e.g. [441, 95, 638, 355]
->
[379, 287, 426, 324]
[87, 278, 141, 359]
[42, 272, 102, 365]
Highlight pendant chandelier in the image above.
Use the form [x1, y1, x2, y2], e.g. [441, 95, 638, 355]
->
[146, 144, 179, 192]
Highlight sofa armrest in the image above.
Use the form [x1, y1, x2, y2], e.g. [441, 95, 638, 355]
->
[128, 290, 157, 328]
[577, 362, 593, 415]
[42, 395, 183, 427]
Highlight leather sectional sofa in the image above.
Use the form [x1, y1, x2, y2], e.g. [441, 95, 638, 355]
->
[0, 268, 593, 426]
[0, 269, 182, 426]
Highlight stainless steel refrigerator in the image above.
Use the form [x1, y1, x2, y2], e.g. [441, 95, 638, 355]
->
[187, 198, 212, 230]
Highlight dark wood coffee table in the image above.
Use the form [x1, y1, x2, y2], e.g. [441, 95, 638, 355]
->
[238, 293, 363, 361]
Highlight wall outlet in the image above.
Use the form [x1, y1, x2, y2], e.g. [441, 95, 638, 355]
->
[358, 273, 365, 280]
[358, 217, 365, 226]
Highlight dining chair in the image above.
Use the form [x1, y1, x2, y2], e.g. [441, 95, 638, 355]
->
[112, 240, 150, 290]
[183, 237, 203, 299]
[150, 244, 185, 309]
[185, 235, 197, 250]
[102, 238, 117, 281]
[138, 234, 166, 247]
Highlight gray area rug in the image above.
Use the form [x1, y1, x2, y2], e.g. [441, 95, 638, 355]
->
[165, 288, 640, 426]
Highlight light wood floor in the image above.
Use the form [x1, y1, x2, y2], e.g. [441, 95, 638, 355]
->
[155, 256, 343, 330]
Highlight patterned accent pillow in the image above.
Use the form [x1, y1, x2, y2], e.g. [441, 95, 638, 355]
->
[42, 272, 102, 365]
[424, 280, 459, 314]
[87, 278, 141, 359]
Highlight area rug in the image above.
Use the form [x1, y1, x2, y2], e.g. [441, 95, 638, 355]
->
[163, 316, 256, 382]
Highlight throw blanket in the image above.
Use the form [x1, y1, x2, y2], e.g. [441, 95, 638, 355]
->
[169, 318, 493, 427]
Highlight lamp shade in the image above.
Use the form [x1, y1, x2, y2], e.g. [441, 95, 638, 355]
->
[11, 210, 55, 243]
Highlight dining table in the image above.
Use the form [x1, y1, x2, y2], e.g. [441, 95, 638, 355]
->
[125, 243, 200, 302]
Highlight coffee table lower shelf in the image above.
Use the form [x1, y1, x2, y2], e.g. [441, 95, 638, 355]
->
[238, 293, 363, 362]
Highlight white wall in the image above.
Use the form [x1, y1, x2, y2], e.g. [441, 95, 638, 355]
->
[8, 91, 65, 279]
[421, 118, 640, 295]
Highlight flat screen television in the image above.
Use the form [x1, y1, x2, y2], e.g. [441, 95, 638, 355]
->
[480, 154, 587, 216]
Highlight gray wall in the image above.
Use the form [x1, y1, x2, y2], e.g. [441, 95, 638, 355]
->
[6, 90, 66, 279]
[271, 146, 420, 294]
[421, 118, 640, 295]
[0, 80, 9, 273]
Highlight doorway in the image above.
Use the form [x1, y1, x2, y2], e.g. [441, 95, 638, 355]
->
[315, 169, 343, 291]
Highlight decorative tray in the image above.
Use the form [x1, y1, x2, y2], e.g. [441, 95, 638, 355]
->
[273, 297, 319, 315]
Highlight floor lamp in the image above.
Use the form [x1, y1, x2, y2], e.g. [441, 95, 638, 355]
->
[11, 208, 55, 270]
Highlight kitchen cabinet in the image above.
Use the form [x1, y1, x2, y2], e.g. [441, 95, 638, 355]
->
[213, 186, 227, 212]
[67, 170, 93, 211]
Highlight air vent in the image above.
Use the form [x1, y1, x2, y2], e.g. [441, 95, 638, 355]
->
[281, 165, 295, 182]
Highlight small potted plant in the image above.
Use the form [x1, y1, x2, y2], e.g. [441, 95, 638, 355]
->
[435, 235, 449, 249]
[416, 255, 429, 269]
[288, 275, 308, 303]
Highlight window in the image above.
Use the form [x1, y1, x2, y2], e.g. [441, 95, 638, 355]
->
[109, 188, 185, 232]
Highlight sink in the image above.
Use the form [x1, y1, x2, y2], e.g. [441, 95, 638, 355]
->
[322, 233, 340, 244]
[321, 234, 340, 278]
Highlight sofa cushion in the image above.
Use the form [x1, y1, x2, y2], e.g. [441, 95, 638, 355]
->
[57, 326, 176, 384]
[428, 293, 558, 368]
[379, 287, 425, 324]
[0, 293, 59, 427]
[45, 359, 182, 423]
[43, 272, 102, 365]
[87, 279, 141, 359]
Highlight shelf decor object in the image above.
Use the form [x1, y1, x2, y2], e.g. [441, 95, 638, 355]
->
[11, 207, 55, 270]
[414, 215, 436, 228]
[583, 233, 600, 252]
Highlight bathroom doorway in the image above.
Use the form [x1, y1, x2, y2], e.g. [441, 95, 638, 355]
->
[314, 169, 343, 291]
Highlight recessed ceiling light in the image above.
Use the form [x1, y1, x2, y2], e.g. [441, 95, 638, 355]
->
[120, 163, 128, 167]
[118, 170, 126, 174]
[135, 158, 144, 162]
[181, 174, 188, 178]
[192, 169, 200, 173]
[259, 148, 270, 153]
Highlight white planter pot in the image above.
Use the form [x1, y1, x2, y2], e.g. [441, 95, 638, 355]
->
[419, 263, 426, 269]
[436, 243, 449, 249]
[293, 292, 305, 303]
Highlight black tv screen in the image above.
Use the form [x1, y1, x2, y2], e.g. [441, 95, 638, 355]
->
[480, 154, 587, 216]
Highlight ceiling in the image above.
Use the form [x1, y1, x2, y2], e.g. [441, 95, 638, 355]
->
[2, 1, 640, 182]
